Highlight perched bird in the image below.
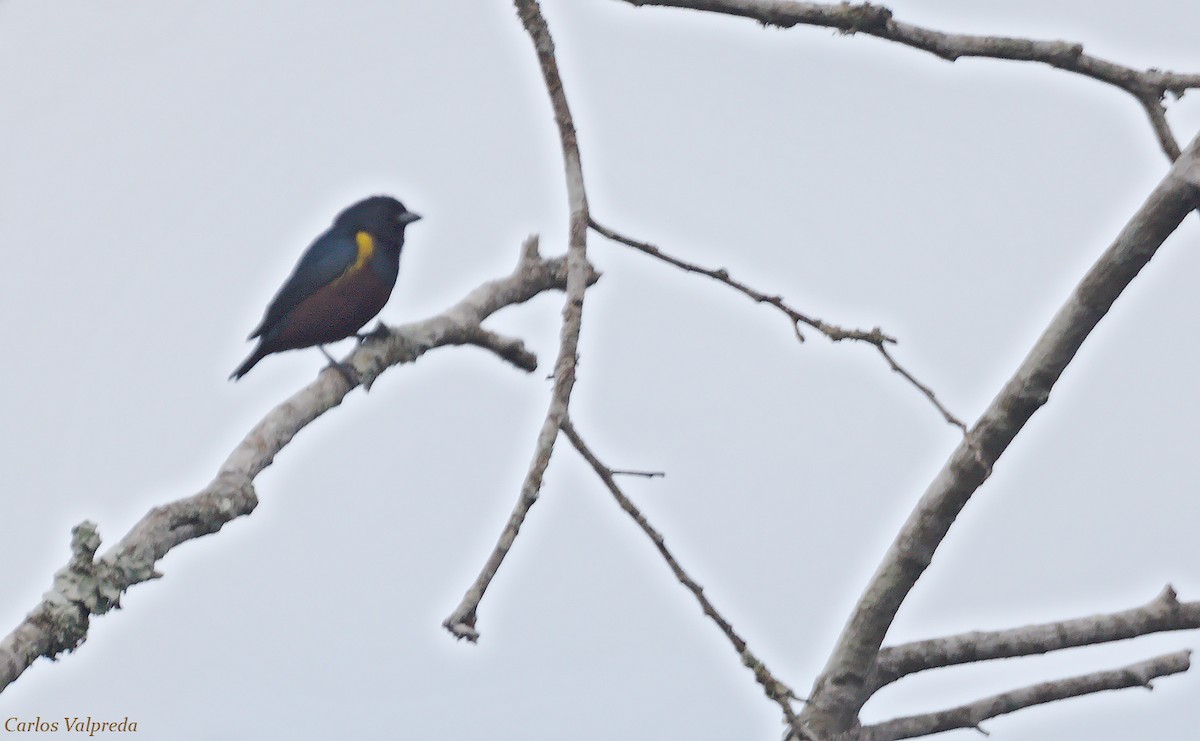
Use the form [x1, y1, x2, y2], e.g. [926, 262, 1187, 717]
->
[231, 195, 422, 380]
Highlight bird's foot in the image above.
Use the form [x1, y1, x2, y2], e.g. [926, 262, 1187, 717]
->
[318, 346, 360, 386]
[356, 322, 392, 344]
[327, 361, 359, 386]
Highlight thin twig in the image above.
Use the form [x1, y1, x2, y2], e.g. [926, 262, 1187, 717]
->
[859, 651, 1192, 741]
[590, 217, 966, 433]
[561, 417, 803, 734]
[442, 0, 591, 642]
[617, 0, 1198, 161]
[610, 468, 666, 479]
[590, 216, 890, 344]
[876, 345, 966, 433]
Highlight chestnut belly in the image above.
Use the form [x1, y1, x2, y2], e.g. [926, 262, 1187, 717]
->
[263, 266, 394, 352]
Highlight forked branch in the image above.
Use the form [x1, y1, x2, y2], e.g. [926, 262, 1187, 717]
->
[795, 135, 1200, 736]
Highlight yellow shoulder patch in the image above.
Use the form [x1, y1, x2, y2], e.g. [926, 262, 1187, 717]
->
[351, 231, 376, 273]
[331, 231, 376, 286]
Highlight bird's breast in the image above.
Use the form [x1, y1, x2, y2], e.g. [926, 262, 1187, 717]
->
[260, 264, 396, 352]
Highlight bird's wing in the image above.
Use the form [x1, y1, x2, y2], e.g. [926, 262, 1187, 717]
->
[248, 227, 360, 340]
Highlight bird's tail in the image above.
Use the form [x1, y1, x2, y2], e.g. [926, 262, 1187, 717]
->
[230, 345, 268, 380]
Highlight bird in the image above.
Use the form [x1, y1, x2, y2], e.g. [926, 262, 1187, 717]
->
[230, 195, 422, 380]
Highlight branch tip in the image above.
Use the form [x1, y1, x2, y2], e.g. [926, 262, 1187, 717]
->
[519, 234, 541, 267]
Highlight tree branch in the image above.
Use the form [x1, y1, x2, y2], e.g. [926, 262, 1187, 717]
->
[459, 325, 540, 373]
[442, 0, 591, 641]
[589, 218, 966, 432]
[875, 345, 965, 433]
[860, 651, 1192, 741]
[616, 0, 1200, 161]
[0, 238, 592, 695]
[561, 417, 803, 733]
[796, 135, 1200, 736]
[868, 585, 1200, 693]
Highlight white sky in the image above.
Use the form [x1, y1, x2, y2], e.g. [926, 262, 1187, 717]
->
[2, 1, 1198, 739]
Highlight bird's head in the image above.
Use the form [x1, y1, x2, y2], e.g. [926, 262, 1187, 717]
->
[335, 195, 422, 245]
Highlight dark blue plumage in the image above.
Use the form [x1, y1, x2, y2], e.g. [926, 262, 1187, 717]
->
[231, 195, 421, 380]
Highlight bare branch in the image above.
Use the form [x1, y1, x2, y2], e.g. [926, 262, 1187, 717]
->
[797, 136, 1200, 736]
[1138, 95, 1184, 161]
[590, 216, 886, 344]
[590, 218, 965, 431]
[869, 586, 1200, 693]
[460, 325, 539, 373]
[616, 0, 1199, 159]
[876, 346, 966, 433]
[0, 240, 591, 694]
[442, 0, 591, 642]
[561, 417, 803, 732]
[860, 651, 1192, 741]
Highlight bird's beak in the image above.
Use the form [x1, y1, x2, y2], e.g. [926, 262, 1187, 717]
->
[398, 211, 422, 225]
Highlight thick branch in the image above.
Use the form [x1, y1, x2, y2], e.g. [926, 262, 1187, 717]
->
[860, 651, 1192, 741]
[0, 239, 591, 694]
[869, 586, 1200, 693]
[561, 418, 802, 732]
[797, 136, 1200, 736]
[618, 0, 1200, 159]
[442, 0, 591, 641]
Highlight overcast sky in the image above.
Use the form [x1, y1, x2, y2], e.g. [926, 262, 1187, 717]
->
[2, 1, 1199, 739]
